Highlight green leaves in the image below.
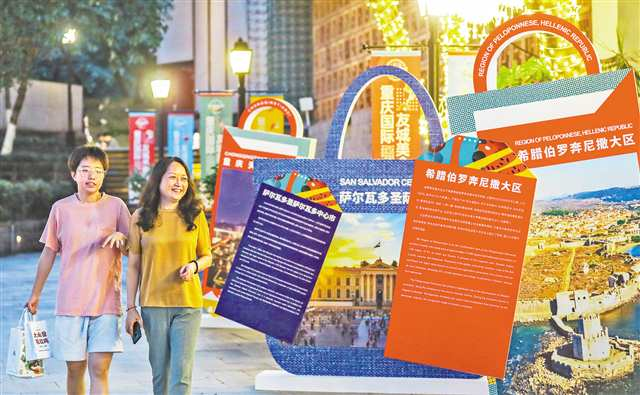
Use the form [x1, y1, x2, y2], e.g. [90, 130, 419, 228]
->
[602, 28, 640, 94]
[0, 0, 173, 97]
[0, 179, 74, 222]
[497, 57, 552, 89]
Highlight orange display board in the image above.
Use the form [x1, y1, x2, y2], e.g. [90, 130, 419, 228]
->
[385, 158, 536, 378]
[476, 72, 639, 169]
[370, 51, 422, 159]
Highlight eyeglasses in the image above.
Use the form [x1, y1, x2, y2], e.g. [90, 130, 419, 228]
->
[77, 167, 105, 177]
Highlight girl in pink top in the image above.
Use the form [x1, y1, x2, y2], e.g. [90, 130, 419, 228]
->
[25, 145, 130, 395]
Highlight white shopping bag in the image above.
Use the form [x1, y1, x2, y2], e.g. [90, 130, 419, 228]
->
[6, 310, 45, 378]
[24, 310, 50, 361]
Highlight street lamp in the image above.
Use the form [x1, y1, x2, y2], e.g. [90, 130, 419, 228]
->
[151, 79, 171, 159]
[62, 28, 77, 148]
[229, 38, 253, 117]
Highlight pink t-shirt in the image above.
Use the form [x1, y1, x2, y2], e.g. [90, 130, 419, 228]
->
[40, 194, 131, 316]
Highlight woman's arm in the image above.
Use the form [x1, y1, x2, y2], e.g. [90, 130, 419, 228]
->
[125, 210, 143, 334]
[178, 254, 212, 281]
[179, 211, 213, 280]
[125, 252, 143, 334]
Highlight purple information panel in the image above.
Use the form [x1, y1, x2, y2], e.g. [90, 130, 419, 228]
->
[215, 183, 341, 342]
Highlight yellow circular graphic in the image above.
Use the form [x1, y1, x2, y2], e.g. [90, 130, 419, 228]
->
[386, 59, 408, 82]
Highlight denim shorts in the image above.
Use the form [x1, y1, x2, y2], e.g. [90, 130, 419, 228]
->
[52, 314, 123, 361]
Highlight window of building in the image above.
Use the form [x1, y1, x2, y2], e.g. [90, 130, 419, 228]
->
[337, 277, 341, 286]
[356, 278, 360, 286]
[346, 277, 350, 286]
[337, 289, 341, 298]
[346, 289, 351, 298]
[328, 289, 332, 298]
[318, 289, 322, 298]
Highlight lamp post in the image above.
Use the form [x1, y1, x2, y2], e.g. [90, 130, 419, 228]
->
[427, 17, 440, 110]
[417, 0, 525, 106]
[229, 38, 253, 118]
[62, 28, 77, 148]
[151, 78, 171, 159]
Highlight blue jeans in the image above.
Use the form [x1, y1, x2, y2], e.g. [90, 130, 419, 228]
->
[141, 307, 201, 395]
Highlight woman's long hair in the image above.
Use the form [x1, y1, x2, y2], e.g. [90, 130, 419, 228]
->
[137, 157, 203, 232]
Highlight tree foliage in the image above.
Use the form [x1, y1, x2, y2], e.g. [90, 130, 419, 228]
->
[497, 57, 553, 89]
[0, 0, 172, 154]
[0, 1, 64, 92]
[0, 0, 173, 98]
[602, 29, 640, 94]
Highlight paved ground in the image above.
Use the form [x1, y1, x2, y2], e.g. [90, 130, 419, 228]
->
[0, 252, 483, 395]
[0, 252, 283, 395]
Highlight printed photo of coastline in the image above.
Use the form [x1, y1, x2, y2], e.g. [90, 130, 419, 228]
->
[505, 153, 640, 394]
[523, 153, 640, 300]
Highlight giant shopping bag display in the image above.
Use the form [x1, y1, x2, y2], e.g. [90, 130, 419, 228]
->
[253, 65, 479, 379]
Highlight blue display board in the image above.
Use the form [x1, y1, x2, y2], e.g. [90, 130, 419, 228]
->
[167, 112, 195, 172]
[216, 183, 341, 342]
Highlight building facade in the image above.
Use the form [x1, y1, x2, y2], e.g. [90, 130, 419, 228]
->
[310, 0, 428, 157]
[267, 0, 313, 107]
[313, 258, 398, 307]
[572, 314, 611, 361]
[246, 0, 269, 92]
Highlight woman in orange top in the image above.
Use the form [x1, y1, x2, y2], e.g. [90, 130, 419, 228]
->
[125, 157, 212, 395]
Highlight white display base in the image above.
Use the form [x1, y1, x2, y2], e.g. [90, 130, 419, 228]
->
[200, 314, 249, 329]
[254, 370, 489, 394]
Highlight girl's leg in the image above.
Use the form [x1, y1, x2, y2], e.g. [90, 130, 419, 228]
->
[167, 308, 202, 395]
[66, 360, 87, 395]
[84, 315, 123, 394]
[88, 352, 113, 395]
[141, 307, 171, 395]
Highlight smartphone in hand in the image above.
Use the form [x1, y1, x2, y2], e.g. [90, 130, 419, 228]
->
[132, 321, 142, 344]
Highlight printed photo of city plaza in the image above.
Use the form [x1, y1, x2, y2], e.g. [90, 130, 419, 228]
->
[2, 1, 640, 394]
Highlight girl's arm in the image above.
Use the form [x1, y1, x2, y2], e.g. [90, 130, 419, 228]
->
[25, 247, 57, 314]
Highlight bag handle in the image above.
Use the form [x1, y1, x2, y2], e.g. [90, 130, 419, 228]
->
[19, 308, 32, 326]
[473, 13, 601, 92]
[325, 65, 444, 160]
[237, 97, 305, 138]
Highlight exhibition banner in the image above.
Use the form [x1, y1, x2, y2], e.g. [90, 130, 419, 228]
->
[196, 92, 234, 180]
[201, 126, 316, 313]
[385, 136, 536, 378]
[369, 51, 423, 159]
[128, 111, 156, 205]
[216, 181, 341, 342]
[167, 112, 194, 172]
[446, 51, 476, 97]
